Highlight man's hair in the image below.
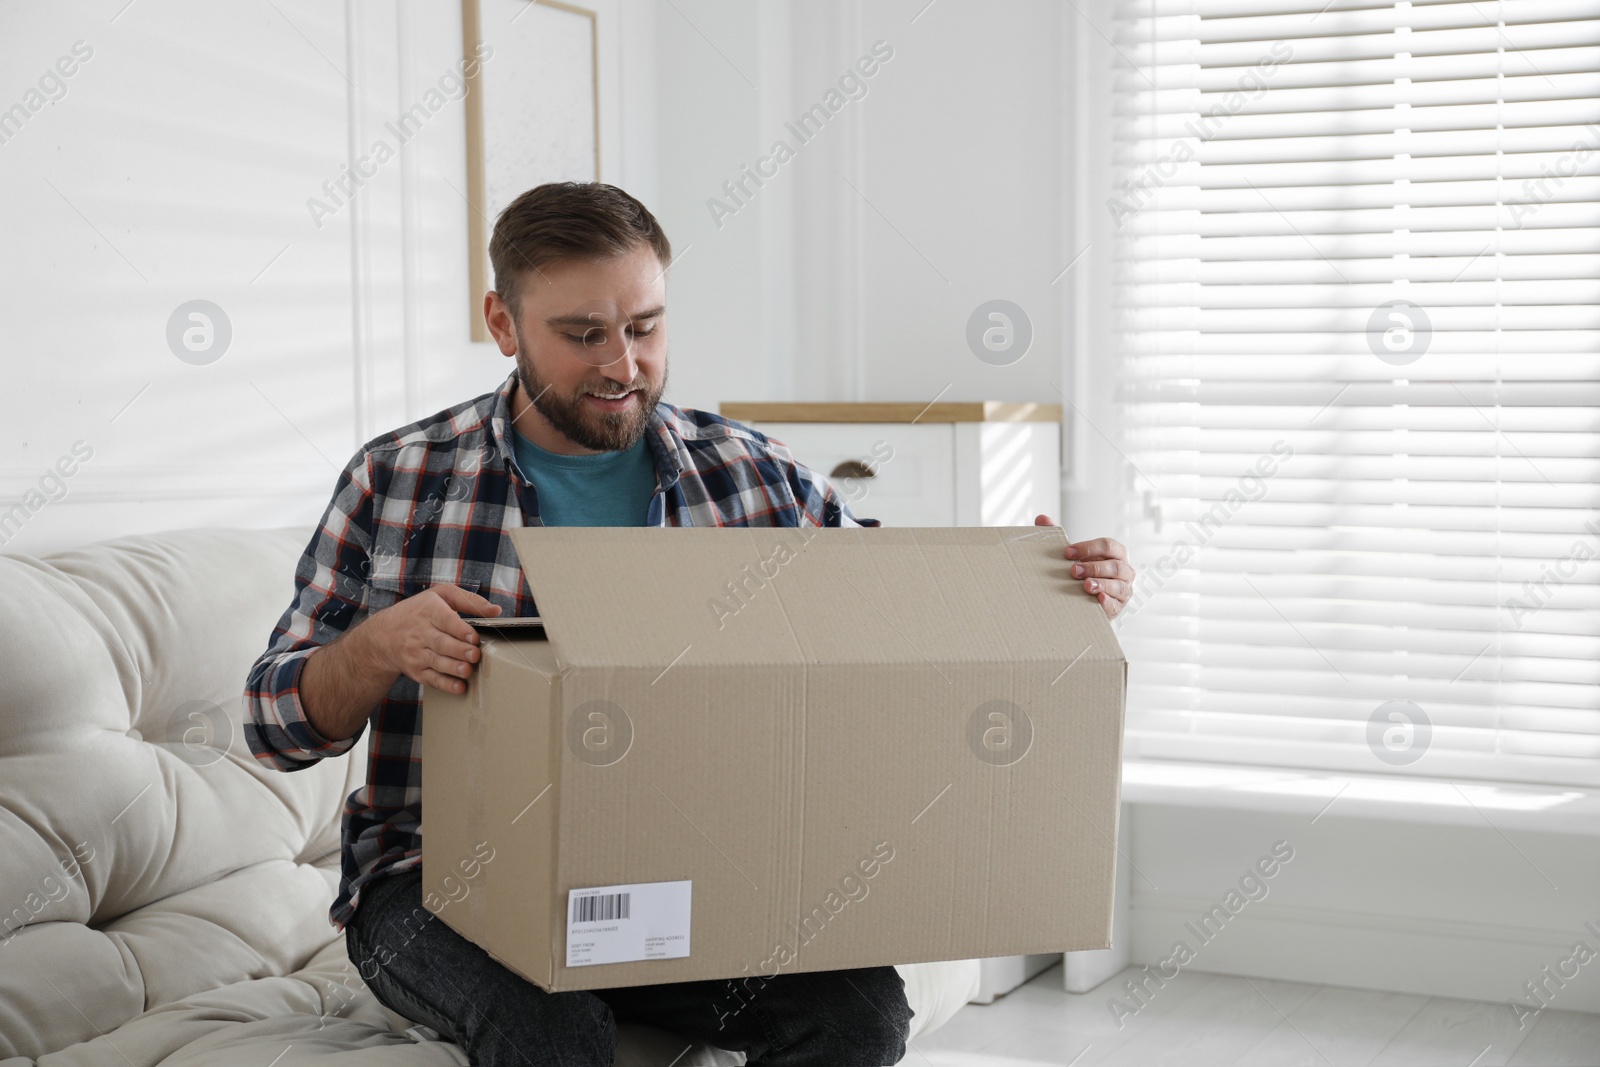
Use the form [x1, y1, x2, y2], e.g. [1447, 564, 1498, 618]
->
[489, 182, 671, 316]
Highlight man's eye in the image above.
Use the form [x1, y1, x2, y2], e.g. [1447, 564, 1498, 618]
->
[561, 324, 654, 343]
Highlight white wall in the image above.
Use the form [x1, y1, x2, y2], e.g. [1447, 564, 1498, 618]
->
[0, 0, 655, 554]
[654, 0, 1080, 425]
[2, 0, 1086, 554]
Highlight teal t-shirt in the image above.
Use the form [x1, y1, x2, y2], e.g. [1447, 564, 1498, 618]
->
[510, 428, 657, 526]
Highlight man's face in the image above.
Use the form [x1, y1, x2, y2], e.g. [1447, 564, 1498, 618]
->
[493, 243, 668, 454]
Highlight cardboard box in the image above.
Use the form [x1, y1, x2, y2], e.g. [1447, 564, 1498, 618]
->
[422, 525, 1126, 992]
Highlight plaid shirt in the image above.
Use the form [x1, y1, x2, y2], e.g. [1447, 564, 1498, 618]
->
[243, 372, 879, 931]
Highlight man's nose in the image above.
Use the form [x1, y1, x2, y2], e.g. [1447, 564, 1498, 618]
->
[594, 332, 638, 381]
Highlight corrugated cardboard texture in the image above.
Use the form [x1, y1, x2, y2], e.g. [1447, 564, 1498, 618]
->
[423, 525, 1125, 992]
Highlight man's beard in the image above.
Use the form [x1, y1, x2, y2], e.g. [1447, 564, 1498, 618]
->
[512, 334, 666, 453]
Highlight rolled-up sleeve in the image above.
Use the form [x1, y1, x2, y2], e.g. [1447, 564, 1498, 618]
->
[242, 450, 377, 771]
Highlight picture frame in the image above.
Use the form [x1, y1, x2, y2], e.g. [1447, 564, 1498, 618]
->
[462, 0, 602, 342]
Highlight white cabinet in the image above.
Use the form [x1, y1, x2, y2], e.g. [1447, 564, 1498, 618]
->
[720, 402, 1062, 529]
[720, 401, 1065, 1003]
[745, 421, 957, 526]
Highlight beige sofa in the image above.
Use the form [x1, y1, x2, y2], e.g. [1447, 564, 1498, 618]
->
[0, 527, 978, 1065]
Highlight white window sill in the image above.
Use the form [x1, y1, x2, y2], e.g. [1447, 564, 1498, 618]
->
[1120, 759, 1600, 837]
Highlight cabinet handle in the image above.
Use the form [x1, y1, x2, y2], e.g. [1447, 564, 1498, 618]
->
[829, 459, 877, 480]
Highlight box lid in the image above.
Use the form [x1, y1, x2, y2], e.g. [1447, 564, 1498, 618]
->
[506, 525, 1123, 671]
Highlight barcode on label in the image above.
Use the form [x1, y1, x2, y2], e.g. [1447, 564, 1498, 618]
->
[572, 891, 631, 924]
[566, 880, 689, 967]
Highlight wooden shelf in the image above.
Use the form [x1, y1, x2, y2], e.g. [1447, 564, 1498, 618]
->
[718, 401, 1062, 424]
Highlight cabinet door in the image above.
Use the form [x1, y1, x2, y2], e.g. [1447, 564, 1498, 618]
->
[747, 422, 956, 527]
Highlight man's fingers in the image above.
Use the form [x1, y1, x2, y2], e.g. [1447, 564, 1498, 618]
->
[1085, 578, 1133, 604]
[430, 584, 503, 618]
[1070, 559, 1136, 581]
[1066, 536, 1128, 561]
[419, 667, 467, 695]
[416, 588, 483, 639]
[1050, 534, 1135, 619]
[429, 605, 480, 645]
[430, 632, 481, 665]
[427, 649, 474, 680]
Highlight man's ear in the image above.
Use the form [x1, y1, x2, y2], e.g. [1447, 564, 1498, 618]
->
[483, 291, 519, 357]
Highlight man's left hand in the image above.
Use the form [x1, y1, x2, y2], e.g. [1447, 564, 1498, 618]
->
[1034, 515, 1135, 621]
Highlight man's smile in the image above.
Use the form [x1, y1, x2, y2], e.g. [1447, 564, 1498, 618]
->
[582, 388, 638, 411]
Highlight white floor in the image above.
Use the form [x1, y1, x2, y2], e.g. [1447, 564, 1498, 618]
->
[907, 963, 1600, 1067]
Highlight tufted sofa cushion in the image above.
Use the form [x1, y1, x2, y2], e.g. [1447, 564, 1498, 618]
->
[0, 527, 978, 1065]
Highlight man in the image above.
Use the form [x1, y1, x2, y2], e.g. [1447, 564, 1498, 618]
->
[244, 181, 1135, 1066]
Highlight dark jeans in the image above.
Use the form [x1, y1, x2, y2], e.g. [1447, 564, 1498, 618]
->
[344, 869, 914, 1066]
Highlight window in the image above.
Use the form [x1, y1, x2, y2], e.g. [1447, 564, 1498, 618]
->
[1109, 0, 1600, 786]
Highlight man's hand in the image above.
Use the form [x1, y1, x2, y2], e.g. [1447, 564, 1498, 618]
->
[1034, 515, 1135, 620]
[299, 585, 502, 743]
[362, 585, 502, 696]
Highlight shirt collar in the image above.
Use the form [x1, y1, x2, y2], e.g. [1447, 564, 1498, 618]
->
[488, 371, 684, 494]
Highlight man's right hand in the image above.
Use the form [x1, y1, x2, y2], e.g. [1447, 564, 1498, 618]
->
[299, 584, 503, 743]
[362, 585, 503, 696]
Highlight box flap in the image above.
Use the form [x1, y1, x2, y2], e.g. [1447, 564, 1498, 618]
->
[506, 526, 1123, 670]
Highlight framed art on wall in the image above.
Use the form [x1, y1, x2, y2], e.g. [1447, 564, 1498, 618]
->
[462, 0, 601, 342]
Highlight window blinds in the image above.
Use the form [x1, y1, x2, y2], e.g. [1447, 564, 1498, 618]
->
[1109, 0, 1600, 787]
